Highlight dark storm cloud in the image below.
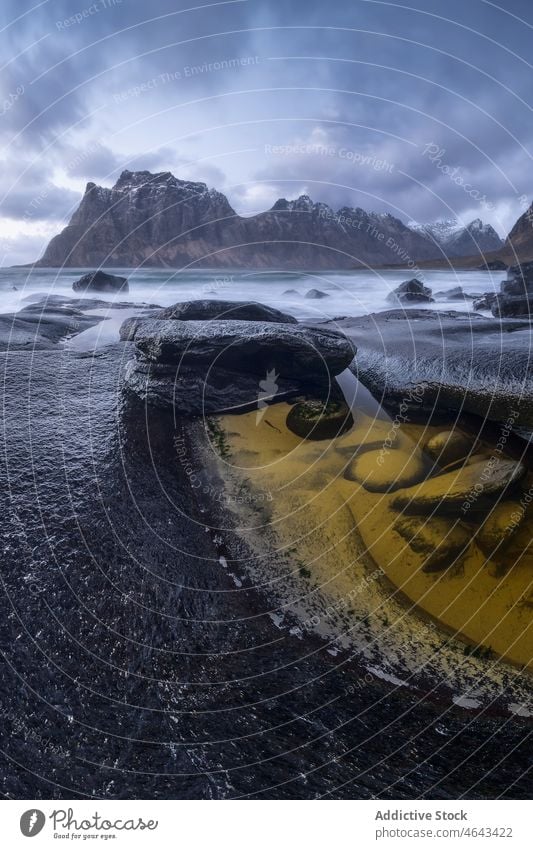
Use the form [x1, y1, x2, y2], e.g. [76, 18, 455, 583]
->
[2, 0, 533, 259]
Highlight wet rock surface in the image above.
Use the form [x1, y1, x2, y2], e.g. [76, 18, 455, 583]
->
[0, 344, 531, 799]
[23, 293, 162, 310]
[153, 298, 298, 324]
[316, 309, 533, 433]
[0, 303, 105, 350]
[124, 319, 356, 414]
[471, 262, 533, 318]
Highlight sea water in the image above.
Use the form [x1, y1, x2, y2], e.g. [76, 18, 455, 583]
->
[0, 266, 505, 320]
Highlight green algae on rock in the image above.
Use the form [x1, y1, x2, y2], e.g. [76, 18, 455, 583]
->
[425, 429, 474, 466]
[286, 399, 354, 441]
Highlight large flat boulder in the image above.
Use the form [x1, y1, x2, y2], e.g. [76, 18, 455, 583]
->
[132, 319, 354, 374]
[153, 299, 298, 324]
[124, 318, 355, 414]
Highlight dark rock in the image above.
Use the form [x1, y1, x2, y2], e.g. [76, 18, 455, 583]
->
[124, 360, 304, 415]
[283, 289, 299, 295]
[434, 286, 465, 300]
[472, 293, 497, 311]
[316, 309, 533, 432]
[474, 501, 526, 557]
[286, 399, 354, 440]
[125, 319, 356, 414]
[305, 289, 330, 299]
[133, 319, 354, 373]
[0, 304, 105, 351]
[500, 262, 533, 296]
[153, 299, 298, 324]
[491, 294, 532, 318]
[21, 293, 161, 310]
[120, 299, 297, 341]
[72, 270, 129, 293]
[387, 279, 434, 304]
[477, 259, 508, 271]
[490, 261, 533, 316]
[120, 317, 141, 341]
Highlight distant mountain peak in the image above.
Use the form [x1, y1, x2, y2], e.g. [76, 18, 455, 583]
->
[409, 216, 503, 257]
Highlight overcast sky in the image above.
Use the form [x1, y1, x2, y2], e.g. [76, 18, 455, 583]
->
[1, 0, 533, 264]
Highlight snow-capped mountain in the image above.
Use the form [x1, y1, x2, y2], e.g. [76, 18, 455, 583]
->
[408, 217, 503, 257]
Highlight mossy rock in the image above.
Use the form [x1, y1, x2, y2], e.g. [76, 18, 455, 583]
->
[344, 448, 426, 492]
[394, 515, 471, 572]
[425, 429, 474, 466]
[286, 399, 354, 441]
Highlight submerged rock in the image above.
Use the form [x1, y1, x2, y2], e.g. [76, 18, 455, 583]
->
[286, 399, 354, 440]
[392, 457, 526, 515]
[425, 430, 474, 466]
[72, 270, 129, 293]
[474, 501, 526, 557]
[344, 448, 426, 492]
[305, 289, 330, 299]
[387, 279, 434, 304]
[394, 515, 471, 572]
[153, 299, 298, 324]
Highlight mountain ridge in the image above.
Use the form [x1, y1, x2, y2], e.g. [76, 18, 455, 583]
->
[34, 169, 508, 270]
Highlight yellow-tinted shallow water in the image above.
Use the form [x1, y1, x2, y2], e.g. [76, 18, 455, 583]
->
[220, 403, 533, 670]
